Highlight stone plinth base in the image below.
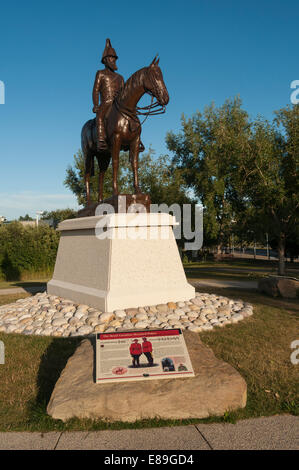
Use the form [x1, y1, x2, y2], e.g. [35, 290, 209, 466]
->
[47, 213, 195, 312]
[47, 331, 247, 422]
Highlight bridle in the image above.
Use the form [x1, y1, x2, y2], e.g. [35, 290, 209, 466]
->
[114, 66, 166, 129]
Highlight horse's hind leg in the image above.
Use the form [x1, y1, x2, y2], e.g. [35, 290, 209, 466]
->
[111, 135, 122, 196]
[84, 151, 93, 205]
[97, 152, 111, 203]
[85, 173, 91, 205]
[130, 136, 142, 194]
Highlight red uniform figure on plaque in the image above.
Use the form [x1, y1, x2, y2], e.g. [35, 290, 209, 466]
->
[142, 337, 154, 366]
[130, 339, 142, 367]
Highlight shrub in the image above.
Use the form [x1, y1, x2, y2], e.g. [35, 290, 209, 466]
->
[0, 222, 60, 281]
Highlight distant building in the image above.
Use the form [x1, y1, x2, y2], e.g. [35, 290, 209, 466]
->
[19, 221, 36, 227]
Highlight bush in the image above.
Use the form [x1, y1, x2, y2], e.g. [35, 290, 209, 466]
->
[0, 222, 60, 281]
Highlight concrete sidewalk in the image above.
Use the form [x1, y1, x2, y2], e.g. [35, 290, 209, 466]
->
[0, 415, 297, 450]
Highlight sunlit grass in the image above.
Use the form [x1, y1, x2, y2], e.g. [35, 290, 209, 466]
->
[0, 288, 297, 431]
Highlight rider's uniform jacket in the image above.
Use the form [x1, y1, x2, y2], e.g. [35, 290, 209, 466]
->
[93, 68, 124, 107]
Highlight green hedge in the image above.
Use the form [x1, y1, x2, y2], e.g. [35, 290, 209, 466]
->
[0, 222, 60, 281]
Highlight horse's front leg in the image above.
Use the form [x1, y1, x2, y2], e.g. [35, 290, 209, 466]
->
[111, 135, 122, 196]
[130, 136, 142, 194]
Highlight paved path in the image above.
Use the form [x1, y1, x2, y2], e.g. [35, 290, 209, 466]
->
[0, 415, 297, 450]
[195, 266, 299, 275]
[0, 280, 257, 297]
[0, 286, 46, 296]
[190, 279, 258, 290]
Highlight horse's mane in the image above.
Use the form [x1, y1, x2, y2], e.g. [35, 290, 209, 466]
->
[117, 67, 147, 103]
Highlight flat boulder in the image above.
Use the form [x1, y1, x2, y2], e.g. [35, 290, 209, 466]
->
[47, 331, 247, 422]
[258, 276, 299, 299]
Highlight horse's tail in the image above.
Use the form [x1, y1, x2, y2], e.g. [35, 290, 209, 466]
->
[81, 119, 95, 177]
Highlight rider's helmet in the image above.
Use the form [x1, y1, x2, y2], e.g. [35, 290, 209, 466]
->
[101, 38, 118, 64]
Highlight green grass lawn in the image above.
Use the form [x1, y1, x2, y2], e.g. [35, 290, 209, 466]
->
[0, 288, 298, 431]
[184, 266, 262, 281]
[0, 259, 297, 289]
[191, 258, 299, 271]
[183, 259, 299, 282]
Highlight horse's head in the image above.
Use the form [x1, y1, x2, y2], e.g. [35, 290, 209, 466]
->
[144, 56, 169, 106]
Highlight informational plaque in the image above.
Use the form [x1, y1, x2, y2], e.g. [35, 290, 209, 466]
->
[96, 328, 195, 384]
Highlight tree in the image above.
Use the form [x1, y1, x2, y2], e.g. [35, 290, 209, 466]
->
[241, 105, 299, 275]
[18, 214, 34, 221]
[285, 227, 299, 262]
[166, 98, 299, 275]
[166, 97, 251, 252]
[41, 209, 77, 228]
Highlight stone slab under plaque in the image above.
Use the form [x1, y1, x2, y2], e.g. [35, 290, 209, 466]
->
[47, 330, 247, 422]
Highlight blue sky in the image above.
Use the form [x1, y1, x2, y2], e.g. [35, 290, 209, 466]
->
[0, 0, 298, 219]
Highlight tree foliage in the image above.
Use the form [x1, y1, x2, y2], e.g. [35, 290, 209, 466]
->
[41, 208, 77, 228]
[18, 214, 34, 221]
[166, 99, 299, 274]
[241, 105, 299, 274]
[166, 97, 251, 250]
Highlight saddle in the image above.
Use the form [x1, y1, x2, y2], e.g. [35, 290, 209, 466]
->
[95, 102, 145, 153]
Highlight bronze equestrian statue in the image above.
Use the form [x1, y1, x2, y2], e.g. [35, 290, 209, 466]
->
[81, 38, 169, 206]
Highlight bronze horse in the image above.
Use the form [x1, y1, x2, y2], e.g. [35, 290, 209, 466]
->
[81, 56, 169, 204]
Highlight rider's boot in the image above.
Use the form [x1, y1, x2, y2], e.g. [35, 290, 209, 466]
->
[96, 114, 108, 151]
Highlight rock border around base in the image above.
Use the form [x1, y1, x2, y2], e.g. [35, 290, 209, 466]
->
[0, 292, 254, 337]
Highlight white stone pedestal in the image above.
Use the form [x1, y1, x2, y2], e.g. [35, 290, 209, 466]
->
[47, 213, 195, 312]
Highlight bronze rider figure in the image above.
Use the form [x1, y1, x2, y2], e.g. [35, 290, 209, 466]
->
[92, 38, 124, 151]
